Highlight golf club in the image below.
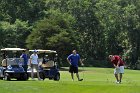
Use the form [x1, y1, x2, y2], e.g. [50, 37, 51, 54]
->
[82, 65, 85, 81]
[81, 58, 86, 81]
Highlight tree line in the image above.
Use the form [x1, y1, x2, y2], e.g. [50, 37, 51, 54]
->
[0, 0, 140, 68]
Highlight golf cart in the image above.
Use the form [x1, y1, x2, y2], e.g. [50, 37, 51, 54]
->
[27, 49, 60, 81]
[0, 48, 28, 81]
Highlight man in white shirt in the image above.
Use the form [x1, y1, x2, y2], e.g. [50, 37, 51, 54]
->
[30, 50, 42, 80]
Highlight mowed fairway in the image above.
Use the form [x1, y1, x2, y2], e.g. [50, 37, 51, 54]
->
[0, 67, 140, 93]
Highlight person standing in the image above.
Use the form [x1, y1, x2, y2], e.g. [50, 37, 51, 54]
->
[67, 50, 84, 81]
[20, 50, 29, 73]
[109, 55, 125, 84]
[30, 50, 42, 80]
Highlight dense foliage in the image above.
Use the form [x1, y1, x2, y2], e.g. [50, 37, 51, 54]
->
[0, 0, 140, 68]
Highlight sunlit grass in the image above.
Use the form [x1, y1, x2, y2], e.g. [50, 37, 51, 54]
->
[0, 67, 140, 93]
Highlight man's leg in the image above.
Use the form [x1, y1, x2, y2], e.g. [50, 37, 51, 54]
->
[76, 73, 83, 81]
[36, 65, 41, 80]
[115, 74, 119, 82]
[69, 65, 74, 80]
[37, 70, 41, 80]
[114, 67, 120, 83]
[75, 67, 83, 81]
[119, 73, 123, 83]
[31, 65, 34, 79]
[71, 73, 74, 81]
[24, 65, 28, 73]
[76, 73, 80, 80]
[119, 66, 124, 83]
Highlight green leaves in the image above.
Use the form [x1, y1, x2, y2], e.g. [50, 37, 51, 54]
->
[26, 9, 76, 50]
[0, 0, 46, 23]
[0, 20, 31, 48]
[0, 0, 140, 67]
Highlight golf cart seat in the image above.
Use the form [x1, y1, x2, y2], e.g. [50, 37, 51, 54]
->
[2, 59, 6, 67]
[38, 59, 54, 68]
[42, 61, 54, 68]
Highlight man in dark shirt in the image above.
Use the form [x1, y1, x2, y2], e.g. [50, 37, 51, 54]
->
[20, 50, 29, 73]
[67, 50, 84, 81]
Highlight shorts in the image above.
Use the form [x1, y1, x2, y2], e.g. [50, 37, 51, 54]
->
[114, 66, 124, 74]
[69, 65, 78, 73]
[31, 64, 39, 70]
[23, 65, 28, 72]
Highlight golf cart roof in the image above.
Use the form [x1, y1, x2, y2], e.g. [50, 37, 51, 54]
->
[29, 49, 57, 53]
[1, 48, 26, 51]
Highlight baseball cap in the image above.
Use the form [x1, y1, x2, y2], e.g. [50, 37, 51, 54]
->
[33, 50, 38, 53]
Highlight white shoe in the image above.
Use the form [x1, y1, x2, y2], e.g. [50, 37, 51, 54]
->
[38, 78, 43, 81]
[116, 81, 120, 84]
[32, 78, 35, 81]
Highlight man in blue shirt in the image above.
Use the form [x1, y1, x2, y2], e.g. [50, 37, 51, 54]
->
[20, 50, 29, 73]
[67, 50, 84, 81]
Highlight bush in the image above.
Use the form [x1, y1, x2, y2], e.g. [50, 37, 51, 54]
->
[84, 57, 112, 67]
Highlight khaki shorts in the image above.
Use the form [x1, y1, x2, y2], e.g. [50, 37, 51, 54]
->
[114, 66, 124, 74]
[31, 64, 38, 70]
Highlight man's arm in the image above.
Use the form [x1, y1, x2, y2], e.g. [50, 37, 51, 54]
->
[113, 60, 120, 68]
[78, 55, 84, 66]
[117, 59, 121, 67]
[80, 59, 84, 66]
[37, 56, 40, 65]
[67, 58, 71, 65]
[20, 54, 23, 58]
[113, 64, 117, 68]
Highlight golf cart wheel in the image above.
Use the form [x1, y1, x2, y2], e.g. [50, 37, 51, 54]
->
[54, 73, 60, 81]
[22, 73, 28, 81]
[49, 77, 53, 80]
[39, 72, 45, 80]
[17, 73, 28, 81]
[17, 77, 22, 81]
[4, 73, 10, 81]
[0, 77, 3, 80]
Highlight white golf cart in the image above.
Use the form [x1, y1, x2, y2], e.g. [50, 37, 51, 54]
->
[27, 49, 60, 81]
[0, 48, 28, 81]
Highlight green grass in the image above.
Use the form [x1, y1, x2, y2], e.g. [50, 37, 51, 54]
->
[0, 67, 140, 93]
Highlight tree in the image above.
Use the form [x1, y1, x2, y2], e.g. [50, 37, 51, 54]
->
[68, 0, 106, 59]
[45, 0, 106, 60]
[0, 20, 31, 48]
[26, 9, 77, 66]
[95, 0, 140, 68]
[0, 0, 46, 23]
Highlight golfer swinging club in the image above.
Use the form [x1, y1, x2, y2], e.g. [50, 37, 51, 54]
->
[109, 55, 125, 84]
[67, 50, 84, 81]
